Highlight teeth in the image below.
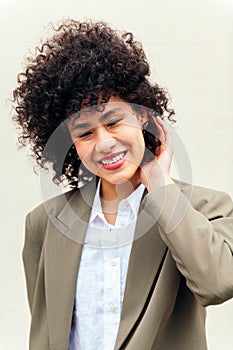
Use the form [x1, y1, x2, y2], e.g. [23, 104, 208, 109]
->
[101, 152, 125, 165]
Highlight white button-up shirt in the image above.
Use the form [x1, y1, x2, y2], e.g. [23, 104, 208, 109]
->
[69, 182, 145, 350]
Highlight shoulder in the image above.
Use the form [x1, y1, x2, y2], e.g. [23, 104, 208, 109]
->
[25, 179, 97, 239]
[29, 188, 76, 221]
[25, 188, 78, 245]
[176, 179, 233, 218]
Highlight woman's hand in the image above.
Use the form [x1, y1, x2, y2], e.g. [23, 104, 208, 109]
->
[140, 116, 174, 191]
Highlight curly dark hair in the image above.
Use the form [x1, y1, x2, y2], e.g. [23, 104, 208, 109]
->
[12, 19, 175, 188]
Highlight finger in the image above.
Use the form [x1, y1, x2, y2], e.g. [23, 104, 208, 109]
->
[154, 117, 166, 144]
[155, 116, 173, 151]
[155, 144, 161, 157]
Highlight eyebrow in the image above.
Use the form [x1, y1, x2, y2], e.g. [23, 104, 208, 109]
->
[70, 108, 123, 131]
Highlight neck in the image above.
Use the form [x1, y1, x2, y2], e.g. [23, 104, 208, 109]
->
[99, 171, 141, 225]
[100, 170, 141, 204]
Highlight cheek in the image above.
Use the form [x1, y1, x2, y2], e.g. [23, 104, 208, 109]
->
[134, 132, 146, 164]
[122, 124, 144, 143]
[139, 132, 145, 146]
[120, 128, 145, 158]
[134, 130, 145, 150]
[74, 142, 97, 173]
[74, 142, 88, 163]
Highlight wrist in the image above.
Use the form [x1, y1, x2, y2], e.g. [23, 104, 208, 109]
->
[146, 176, 174, 192]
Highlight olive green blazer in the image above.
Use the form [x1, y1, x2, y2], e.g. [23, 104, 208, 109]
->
[22, 180, 233, 350]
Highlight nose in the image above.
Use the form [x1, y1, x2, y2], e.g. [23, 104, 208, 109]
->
[95, 127, 117, 153]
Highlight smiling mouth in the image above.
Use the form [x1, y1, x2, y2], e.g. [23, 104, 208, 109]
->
[98, 151, 127, 165]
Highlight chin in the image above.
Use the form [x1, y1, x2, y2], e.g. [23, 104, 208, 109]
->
[103, 171, 140, 186]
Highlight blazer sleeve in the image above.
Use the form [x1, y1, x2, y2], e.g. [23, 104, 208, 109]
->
[22, 212, 43, 313]
[144, 184, 233, 307]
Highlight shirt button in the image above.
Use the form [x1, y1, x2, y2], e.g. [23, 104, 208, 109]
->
[111, 261, 117, 266]
[118, 219, 126, 226]
[110, 306, 117, 313]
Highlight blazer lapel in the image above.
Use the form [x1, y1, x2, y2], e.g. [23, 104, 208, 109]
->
[44, 180, 96, 349]
[115, 201, 167, 349]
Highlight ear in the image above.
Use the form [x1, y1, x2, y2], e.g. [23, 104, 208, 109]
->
[138, 109, 148, 128]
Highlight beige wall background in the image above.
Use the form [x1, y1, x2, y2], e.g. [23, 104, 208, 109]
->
[1, 0, 233, 349]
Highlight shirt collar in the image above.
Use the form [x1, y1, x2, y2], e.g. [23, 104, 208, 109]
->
[89, 180, 145, 225]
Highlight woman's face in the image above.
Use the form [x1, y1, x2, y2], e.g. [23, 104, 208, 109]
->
[67, 96, 146, 189]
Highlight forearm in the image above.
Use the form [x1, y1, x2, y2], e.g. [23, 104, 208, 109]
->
[144, 183, 233, 306]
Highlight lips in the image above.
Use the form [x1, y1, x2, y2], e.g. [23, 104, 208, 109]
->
[97, 151, 128, 171]
[98, 151, 127, 165]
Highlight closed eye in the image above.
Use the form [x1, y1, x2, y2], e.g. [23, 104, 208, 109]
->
[107, 118, 123, 127]
[77, 131, 93, 138]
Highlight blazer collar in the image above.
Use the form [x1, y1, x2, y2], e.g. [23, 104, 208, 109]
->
[44, 180, 167, 349]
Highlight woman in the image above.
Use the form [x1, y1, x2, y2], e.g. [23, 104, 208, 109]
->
[13, 20, 233, 350]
